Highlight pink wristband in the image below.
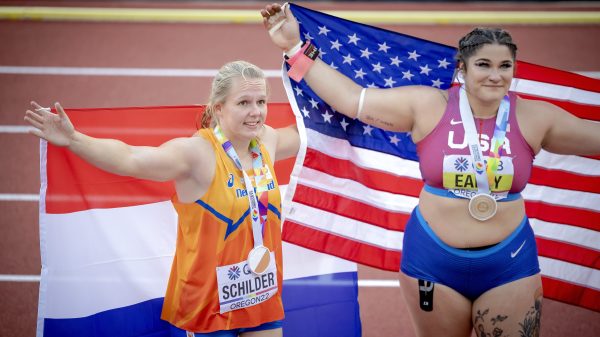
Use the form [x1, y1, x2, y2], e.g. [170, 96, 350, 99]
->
[286, 42, 319, 82]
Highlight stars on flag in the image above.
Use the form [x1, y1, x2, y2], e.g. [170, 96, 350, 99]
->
[318, 25, 330, 35]
[438, 58, 451, 69]
[343, 54, 355, 65]
[331, 39, 342, 51]
[372, 62, 384, 73]
[384, 77, 397, 87]
[378, 41, 390, 53]
[432, 78, 444, 88]
[390, 56, 402, 67]
[348, 33, 360, 45]
[340, 118, 350, 131]
[354, 68, 367, 79]
[389, 134, 401, 145]
[322, 110, 334, 123]
[408, 50, 421, 61]
[303, 32, 314, 41]
[301, 106, 311, 118]
[286, 9, 456, 151]
[402, 70, 414, 81]
[360, 48, 373, 59]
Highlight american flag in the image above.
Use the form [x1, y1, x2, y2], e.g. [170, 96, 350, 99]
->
[280, 3, 600, 311]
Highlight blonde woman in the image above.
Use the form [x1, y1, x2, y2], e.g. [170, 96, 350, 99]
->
[25, 61, 300, 337]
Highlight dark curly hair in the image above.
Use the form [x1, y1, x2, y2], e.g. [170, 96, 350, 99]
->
[456, 27, 517, 69]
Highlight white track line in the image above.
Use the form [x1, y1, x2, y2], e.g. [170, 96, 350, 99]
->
[0, 66, 282, 78]
[0, 274, 41, 282]
[0, 66, 597, 79]
[0, 274, 397, 286]
[0, 194, 38, 201]
[0, 126, 33, 133]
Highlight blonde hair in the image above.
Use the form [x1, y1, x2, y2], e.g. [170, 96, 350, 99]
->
[201, 60, 268, 128]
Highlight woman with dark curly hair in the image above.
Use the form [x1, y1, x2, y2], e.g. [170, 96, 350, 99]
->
[261, 3, 600, 336]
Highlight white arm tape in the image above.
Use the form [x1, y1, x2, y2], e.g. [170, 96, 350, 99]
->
[357, 87, 367, 120]
[285, 41, 303, 58]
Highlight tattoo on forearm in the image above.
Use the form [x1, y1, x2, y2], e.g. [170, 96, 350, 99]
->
[363, 114, 395, 128]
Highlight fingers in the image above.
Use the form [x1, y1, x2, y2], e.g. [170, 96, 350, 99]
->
[24, 114, 44, 130]
[55, 102, 67, 118]
[25, 109, 44, 125]
[30, 100, 44, 110]
[31, 101, 52, 113]
[266, 5, 288, 36]
[30, 101, 53, 116]
[262, 3, 283, 20]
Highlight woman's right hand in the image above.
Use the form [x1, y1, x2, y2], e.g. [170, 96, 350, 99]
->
[261, 3, 301, 52]
[25, 101, 76, 147]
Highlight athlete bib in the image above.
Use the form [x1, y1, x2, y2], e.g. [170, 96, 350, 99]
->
[442, 154, 514, 200]
[216, 252, 278, 314]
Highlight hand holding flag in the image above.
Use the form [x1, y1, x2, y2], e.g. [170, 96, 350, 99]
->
[262, 3, 301, 52]
[25, 101, 75, 147]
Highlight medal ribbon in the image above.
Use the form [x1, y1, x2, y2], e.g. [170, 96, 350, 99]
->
[458, 87, 510, 197]
[213, 125, 268, 248]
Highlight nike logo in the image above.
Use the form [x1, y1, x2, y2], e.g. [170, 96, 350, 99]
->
[450, 119, 462, 125]
[510, 240, 526, 258]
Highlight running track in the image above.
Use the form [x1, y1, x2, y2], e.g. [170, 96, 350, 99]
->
[1, 1, 599, 336]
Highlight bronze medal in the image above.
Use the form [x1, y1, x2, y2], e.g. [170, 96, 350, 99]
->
[247, 245, 271, 275]
[468, 193, 497, 221]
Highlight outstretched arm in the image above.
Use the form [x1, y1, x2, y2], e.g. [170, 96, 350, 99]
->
[25, 101, 199, 182]
[261, 3, 426, 133]
[541, 101, 600, 155]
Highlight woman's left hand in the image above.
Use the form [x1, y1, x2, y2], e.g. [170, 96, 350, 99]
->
[260, 3, 301, 53]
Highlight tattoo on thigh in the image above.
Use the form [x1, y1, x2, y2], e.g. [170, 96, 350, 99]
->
[518, 296, 542, 337]
[472, 293, 542, 337]
[474, 308, 508, 337]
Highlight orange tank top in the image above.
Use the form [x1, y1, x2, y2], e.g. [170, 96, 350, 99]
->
[161, 129, 284, 332]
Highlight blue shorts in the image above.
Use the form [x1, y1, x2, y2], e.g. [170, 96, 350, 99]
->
[170, 320, 283, 337]
[400, 207, 540, 301]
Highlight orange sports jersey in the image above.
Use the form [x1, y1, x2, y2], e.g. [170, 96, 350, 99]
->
[161, 129, 284, 332]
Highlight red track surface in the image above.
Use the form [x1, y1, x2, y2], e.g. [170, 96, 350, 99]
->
[1, 1, 599, 336]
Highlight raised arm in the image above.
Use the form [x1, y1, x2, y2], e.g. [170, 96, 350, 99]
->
[261, 3, 427, 133]
[25, 102, 202, 182]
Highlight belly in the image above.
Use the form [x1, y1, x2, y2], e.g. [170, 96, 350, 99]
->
[418, 189, 526, 248]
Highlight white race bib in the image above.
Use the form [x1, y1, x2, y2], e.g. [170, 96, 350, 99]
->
[216, 252, 278, 314]
[442, 154, 514, 199]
